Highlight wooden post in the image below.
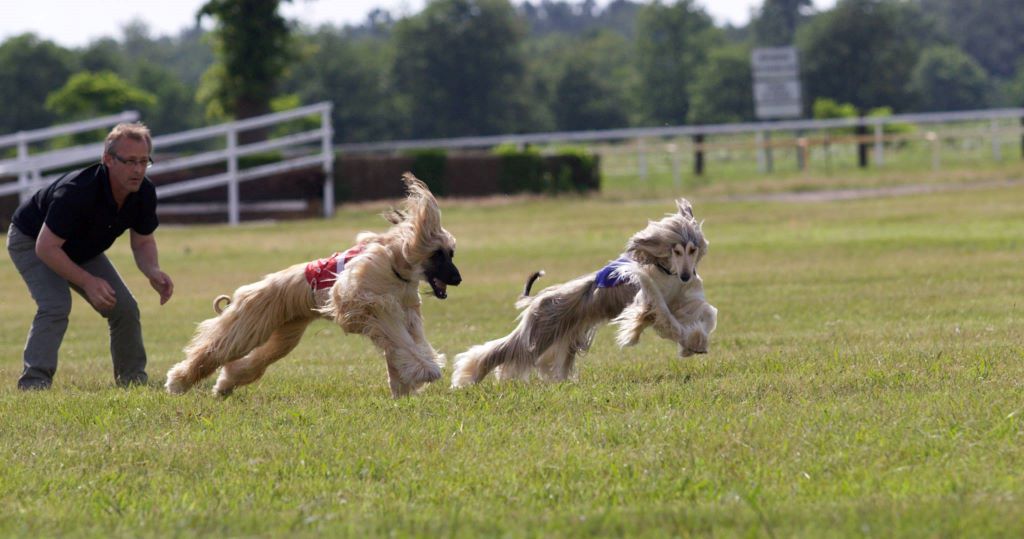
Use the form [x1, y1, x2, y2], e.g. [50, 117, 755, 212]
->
[856, 121, 869, 168]
[693, 134, 705, 176]
[795, 130, 805, 171]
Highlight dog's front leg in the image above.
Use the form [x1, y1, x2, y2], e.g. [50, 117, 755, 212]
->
[614, 291, 657, 348]
[406, 304, 445, 370]
[365, 297, 442, 397]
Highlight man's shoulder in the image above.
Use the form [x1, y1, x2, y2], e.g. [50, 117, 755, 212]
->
[54, 163, 106, 192]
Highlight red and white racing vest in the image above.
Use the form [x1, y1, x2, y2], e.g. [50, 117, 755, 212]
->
[304, 245, 364, 291]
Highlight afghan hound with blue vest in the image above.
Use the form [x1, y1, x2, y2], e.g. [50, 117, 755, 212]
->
[165, 173, 461, 398]
[451, 199, 716, 387]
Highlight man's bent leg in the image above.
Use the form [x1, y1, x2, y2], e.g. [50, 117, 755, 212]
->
[7, 225, 72, 390]
[79, 254, 148, 386]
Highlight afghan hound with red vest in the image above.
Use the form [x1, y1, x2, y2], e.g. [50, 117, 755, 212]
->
[165, 173, 461, 398]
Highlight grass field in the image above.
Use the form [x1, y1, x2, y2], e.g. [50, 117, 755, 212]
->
[1, 171, 1023, 537]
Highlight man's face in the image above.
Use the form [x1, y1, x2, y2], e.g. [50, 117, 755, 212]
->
[103, 138, 150, 196]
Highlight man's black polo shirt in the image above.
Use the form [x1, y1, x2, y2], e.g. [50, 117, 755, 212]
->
[12, 163, 159, 264]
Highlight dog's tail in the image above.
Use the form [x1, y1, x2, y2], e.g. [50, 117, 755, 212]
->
[451, 331, 529, 388]
[522, 270, 544, 297]
[212, 295, 231, 315]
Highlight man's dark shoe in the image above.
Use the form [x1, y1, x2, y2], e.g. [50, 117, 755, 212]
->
[17, 378, 52, 391]
[116, 373, 149, 388]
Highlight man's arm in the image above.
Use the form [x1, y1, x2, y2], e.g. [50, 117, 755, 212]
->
[36, 224, 117, 311]
[130, 230, 174, 305]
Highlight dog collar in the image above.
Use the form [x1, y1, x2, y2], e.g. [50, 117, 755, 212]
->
[392, 266, 411, 283]
[655, 262, 673, 276]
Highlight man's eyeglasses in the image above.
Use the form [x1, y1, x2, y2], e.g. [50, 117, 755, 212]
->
[110, 153, 153, 169]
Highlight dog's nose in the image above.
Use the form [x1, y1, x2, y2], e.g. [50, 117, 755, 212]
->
[450, 272, 462, 286]
[679, 272, 690, 282]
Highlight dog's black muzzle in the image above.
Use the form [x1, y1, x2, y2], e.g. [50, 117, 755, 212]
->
[424, 250, 461, 299]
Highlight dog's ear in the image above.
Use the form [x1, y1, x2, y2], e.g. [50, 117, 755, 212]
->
[626, 225, 669, 265]
[676, 198, 694, 219]
[400, 172, 444, 260]
[382, 207, 407, 225]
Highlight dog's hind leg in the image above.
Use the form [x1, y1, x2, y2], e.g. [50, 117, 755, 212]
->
[167, 301, 286, 394]
[212, 318, 313, 396]
[536, 338, 578, 382]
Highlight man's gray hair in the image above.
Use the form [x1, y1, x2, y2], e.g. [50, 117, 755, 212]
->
[104, 122, 152, 156]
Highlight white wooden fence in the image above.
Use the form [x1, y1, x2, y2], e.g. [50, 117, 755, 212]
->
[1, 102, 334, 226]
[0, 111, 140, 203]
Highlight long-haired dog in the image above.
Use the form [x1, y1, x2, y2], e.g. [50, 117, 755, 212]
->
[451, 199, 716, 387]
[165, 173, 461, 398]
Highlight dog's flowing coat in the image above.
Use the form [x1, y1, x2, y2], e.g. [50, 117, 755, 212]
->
[165, 174, 461, 397]
[451, 198, 716, 387]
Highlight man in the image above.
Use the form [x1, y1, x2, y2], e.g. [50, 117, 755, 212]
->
[7, 122, 173, 390]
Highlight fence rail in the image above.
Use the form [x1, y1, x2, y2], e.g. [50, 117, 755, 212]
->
[0, 103, 334, 225]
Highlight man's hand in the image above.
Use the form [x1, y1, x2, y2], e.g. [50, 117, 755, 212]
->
[83, 275, 117, 311]
[147, 271, 174, 305]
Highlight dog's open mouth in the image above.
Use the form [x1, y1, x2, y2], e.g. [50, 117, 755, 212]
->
[429, 277, 448, 299]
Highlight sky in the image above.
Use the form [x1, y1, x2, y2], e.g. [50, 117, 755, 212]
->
[0, 0, 837, 49]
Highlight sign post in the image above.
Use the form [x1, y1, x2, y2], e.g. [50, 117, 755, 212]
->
[752, 47, 803, 173]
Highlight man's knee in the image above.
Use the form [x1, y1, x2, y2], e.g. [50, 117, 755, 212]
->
[36, 299, 72, 324]
[106, 294, 140, 322]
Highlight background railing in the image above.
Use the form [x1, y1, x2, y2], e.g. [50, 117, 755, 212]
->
[0, 102, 334, 226]
[0, 111, 141, 203]
[337, 107, 1024, 190]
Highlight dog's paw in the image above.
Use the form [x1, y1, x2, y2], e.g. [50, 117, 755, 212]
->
[164, 376, 190, 395]
[678, 329, 708, 357]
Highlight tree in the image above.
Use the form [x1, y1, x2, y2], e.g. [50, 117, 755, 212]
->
[392, 0, 534, 138]
[689, 45, 755, 124]
[0, 34, 76, 133]
[909, 46, 990, 112]
[919, 0, 1024, 80]
[753, 0, 811, 46]
[635, 0, 719, 125]
[798, 0, 936, 113]
[196, 0, 294, 138]
[553, 61, 630, 130]
[45, 71, 157, 120]
[283, 28, 405, 142]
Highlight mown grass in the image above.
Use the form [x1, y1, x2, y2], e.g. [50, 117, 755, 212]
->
[1, 178, 1022, 537]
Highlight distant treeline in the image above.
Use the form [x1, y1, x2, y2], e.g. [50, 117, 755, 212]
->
[1, 0, 1022, 143]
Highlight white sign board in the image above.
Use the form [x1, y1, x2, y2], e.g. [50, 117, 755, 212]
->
[751, 47, 802, 119]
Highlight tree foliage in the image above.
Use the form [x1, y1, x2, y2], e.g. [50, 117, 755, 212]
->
[798, 0, 935, 112]
[392, 0, 533, 138]
[920, 0, 1024, 80]
[196, 0, 294, 124]
[0, 34, 76, 132]
[689, 45, 755, 124]
[635, 0, 719, 125]
[753, 0, 811, 46]
[3, 0, 1024, 141]
[45, 71, 157, 120]
[909, 46, 990, 112]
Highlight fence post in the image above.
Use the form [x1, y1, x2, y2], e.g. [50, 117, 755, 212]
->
[757, 131, 773, 174]
[668, 143, 681, 191]
[227, 128, 239, 226]
[693, 134, 705, 176]
[873, 123, 885, 166]
[796, 137, 808, 172]
[794, 130, 802, 170]
[16, 134, 31, 203]
[321, 105, 335, 218]
[990, 119, 1001, 161]
[637, 138, 647, 184]
[926, 131, 940, 170]
[856, 119, 869, 168]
